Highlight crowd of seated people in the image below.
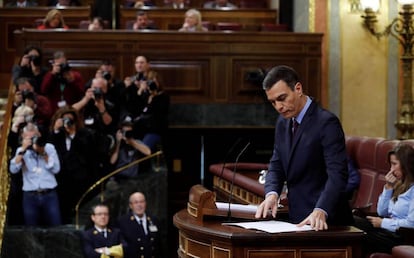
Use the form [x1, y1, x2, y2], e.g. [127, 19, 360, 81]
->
[3, 0, 283, 31]
[6, 45, 170, 226]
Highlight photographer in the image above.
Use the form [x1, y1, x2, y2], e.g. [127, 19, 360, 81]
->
[13, 77, 53, 133]
[9, 125, 62, 227]
[49, 107, 100, 224]
[132, 74, 170, 153]
[121, 55, 156, 122]
[73, 77, 118, 135]
[72, 77, 118, 178]
[11, 45, 48, 93]
[85, 60, 124, 118]
[110, 120, 151, 181]
[41, 50, 84, 115]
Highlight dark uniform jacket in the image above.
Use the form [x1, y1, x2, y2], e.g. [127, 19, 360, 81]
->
[81, 226, 127, 258]
[117, 212, 160, 258]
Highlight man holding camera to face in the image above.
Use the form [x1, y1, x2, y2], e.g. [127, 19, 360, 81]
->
[73, 77, 119, 135]
[110, 119, 151, 181]
[41, 50, 84, 115]
[9, 124, 62, 227]
[12, 77, 53, 134]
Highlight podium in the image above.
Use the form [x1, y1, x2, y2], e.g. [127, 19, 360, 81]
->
[173, 185, 364, 258]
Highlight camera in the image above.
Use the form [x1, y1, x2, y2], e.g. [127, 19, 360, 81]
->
[59, 63, 71, 73]
[56, 63, 71, 83]
[135, 72, 145, 81]
[147, 80, 158, 91]
[21, 89, 35, 102]
[62, 117, 74, 127]
[93, 88, 103, 99]
[28, 55, 41, 66]
[32, 135, 46, 147]
[102, 71, 112, 81]
[122, 130, 134, 139]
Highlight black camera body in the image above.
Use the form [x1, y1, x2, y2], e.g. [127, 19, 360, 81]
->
[32, 135, 46, 147]
[21, 89, 35, 101]
[59, 63, 71, 73]
[93, 88, 103, 99]
[135, 72, 145, 81]
[28, 55, 41, 66]
[62, 117, 74, 127]
[122, 130, 134, 139]
[103, 71, 112, 81]
[147, 80, 158, 91]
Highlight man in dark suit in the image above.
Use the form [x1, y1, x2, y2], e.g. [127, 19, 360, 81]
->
[81, 203, 126, 258]
[255, 65, 353, 230]
[117, 192, 160, 258]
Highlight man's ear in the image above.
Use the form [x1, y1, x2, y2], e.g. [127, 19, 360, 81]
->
[294, 82, 303, 93]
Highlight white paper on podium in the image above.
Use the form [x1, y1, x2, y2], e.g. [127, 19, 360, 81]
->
[215, 202, 258, 213]
[222, 220, 313, 233]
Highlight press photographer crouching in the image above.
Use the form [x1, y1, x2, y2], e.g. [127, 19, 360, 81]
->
[9, 124, 62, 227]
[110, 119, 151, 181]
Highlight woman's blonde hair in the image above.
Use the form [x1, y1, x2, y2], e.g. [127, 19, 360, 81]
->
[185, 9, 205, 31]
[44, 9, 66, 28]
[12, 105, 34, 124]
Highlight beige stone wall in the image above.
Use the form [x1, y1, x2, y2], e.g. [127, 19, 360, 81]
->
[339, 0, 389, 137]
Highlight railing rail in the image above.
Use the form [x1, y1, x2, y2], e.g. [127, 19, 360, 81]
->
[0, 76, 16, 254]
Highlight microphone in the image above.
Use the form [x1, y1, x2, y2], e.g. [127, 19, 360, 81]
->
[226, 142, 251, 221]
[217, 138, 243, 186]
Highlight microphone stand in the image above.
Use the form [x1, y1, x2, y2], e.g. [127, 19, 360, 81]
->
[226, 142, 251, 222]
[218, 138, 242, 187]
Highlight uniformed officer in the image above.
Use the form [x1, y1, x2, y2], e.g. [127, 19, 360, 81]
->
[117, 192, 160, 258]
[81, 203, 127, 258]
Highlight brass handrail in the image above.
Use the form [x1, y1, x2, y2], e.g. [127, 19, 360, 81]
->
[0, 77, 17, 254]
[75, 150, 163, 229]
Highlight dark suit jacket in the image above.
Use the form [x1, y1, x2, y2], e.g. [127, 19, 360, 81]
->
[81, 227, 126, 258]
[265, 100, 353, 225]
[117, 212, 160, 258]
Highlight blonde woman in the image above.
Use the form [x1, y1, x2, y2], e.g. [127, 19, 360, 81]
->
[179, 9, 208, 32]
[37, 9, 68, 29]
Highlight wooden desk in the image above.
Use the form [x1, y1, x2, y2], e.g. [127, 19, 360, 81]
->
[119, 7, 278, 30]
[0, 6, 91, 75]
[173, 209, 364, 258]
[13, 29, 322, 104]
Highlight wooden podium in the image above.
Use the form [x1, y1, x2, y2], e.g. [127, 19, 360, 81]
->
[173, 185, 364, 258]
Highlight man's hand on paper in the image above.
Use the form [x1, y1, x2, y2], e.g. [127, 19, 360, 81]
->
[297, 209, 328, 231]
[255, 193, 278, 219]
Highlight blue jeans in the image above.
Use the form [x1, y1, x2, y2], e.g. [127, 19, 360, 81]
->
[22, 189, 61, 226]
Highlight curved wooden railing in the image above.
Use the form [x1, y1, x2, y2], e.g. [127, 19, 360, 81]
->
[0, 78, 16, 253]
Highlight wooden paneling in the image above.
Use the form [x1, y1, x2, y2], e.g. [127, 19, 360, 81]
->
[173, 209, 364, 258]
[14, 29, 322, 104]
[119, 6, 278, 30]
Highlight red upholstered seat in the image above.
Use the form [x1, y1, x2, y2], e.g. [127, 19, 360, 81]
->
[215, 22, 243, 31]
[260, 23, 289, 32]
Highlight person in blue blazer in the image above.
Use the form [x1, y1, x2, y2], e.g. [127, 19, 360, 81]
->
[255, 65, 353, 230]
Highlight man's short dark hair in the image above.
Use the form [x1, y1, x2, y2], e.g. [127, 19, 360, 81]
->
[262, 65, 300, 91]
